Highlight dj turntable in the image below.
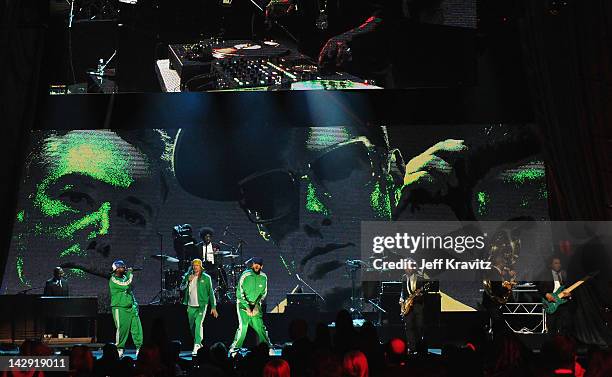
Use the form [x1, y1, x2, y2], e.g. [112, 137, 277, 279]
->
[158, 39, 381, 92]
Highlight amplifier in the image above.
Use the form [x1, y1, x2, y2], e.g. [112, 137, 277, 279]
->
[168, 43, 213, 87]
[381, 281, 402, 294]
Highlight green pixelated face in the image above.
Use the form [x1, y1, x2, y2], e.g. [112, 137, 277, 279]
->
[472, 161, 547, 220]
[261, 130, 399, 304]
[300, 132, 395, 221]
[15, 131, 161, 286]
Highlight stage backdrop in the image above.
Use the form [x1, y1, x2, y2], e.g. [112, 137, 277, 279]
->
[1, 125, 548, 311]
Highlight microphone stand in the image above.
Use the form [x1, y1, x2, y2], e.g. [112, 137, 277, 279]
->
[279, 254, 325, 304]
[368, 299, 386, 327]
[346, 260, 364, 319]
[295, 274, 325, 302]
[149, 232, 165, 305]
[247, 0, 299, 43]
[224, 228, 247, 263]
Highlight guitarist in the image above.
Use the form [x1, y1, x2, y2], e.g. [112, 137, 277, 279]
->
[536, 256, 572, 335]
[399, 261, 429, 352]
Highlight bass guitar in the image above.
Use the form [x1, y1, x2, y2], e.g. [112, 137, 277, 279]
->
[541, 271, 598, 314]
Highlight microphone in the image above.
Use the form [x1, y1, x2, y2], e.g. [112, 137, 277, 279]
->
[223, 225, 230, 236]
[218, 240, 234, 248]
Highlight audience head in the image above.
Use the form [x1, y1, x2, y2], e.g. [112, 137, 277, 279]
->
[70, 345, 94, 376]
[335, 310, 353, 332]
[385, 338, 406, 365]
[196, 343, 211, 365]
[137, 344, 162, 365]
[541, 335, 576, 370]
[263, 358, 291, 377]
[359, 321, 378, 341]
[343, 350, 369, 377]
[314, 352, 343, 377]
[210, 342, 229, 366]
[102, 343, 119, 361]
[20, 340, 53, 356]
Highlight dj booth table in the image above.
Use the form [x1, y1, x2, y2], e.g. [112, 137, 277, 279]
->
[0, 295, 98, 343]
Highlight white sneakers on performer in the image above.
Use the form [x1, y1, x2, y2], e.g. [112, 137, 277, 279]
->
[192, 343, 201, 356]
[117, 349, 124, 358]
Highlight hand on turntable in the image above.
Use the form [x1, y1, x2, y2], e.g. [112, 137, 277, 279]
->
[318, 33, 353, 69]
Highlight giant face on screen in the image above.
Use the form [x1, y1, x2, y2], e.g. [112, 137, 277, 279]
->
[2, 125, 547, 311]
[2, 130, 171, 304]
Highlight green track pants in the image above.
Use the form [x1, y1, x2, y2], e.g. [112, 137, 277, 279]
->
[112, 306, 143, 350]
[187, 305, 208, 346]
[230, 305, 271, 350]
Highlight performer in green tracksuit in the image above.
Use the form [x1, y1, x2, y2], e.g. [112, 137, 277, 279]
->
[180, 258, 219, 355]
[229, 257, 272, 352]
[109, 260, 143, 357]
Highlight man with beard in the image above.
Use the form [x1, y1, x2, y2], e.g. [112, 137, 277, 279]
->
[229, 257, 272, 353]
[109, 260, 143, 357]
[173, 125, 465, 310]
[172, 124, 542, 311]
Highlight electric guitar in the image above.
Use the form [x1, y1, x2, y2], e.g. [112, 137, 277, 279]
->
[541, 271, 599, 314]
[400, 281, 433, 317]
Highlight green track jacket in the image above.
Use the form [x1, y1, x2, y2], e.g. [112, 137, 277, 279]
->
[109, 271, 137, 308]
[180, 271, 216, 308]
[236, 268, 267, 309]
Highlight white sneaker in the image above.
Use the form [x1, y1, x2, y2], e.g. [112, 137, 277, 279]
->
[192, 343, 201, 356]
[118, 349, 124, 358]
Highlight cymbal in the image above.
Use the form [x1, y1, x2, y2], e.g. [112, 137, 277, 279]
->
[151, 254, 180, 263]
[223, 254, 240, 259]
[214, 250, 233, 256]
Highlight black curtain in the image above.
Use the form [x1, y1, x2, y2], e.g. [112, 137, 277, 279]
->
[519, 0, 612, 346]
[519, 0, 612, 221]
[0, 0, 46, 284]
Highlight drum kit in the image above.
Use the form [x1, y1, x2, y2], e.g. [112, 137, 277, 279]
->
[342, 254, 404, 321]
[150, 249, 246, 304]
